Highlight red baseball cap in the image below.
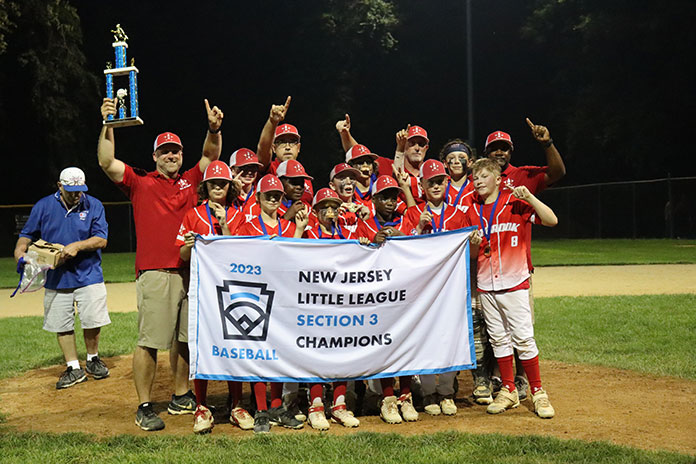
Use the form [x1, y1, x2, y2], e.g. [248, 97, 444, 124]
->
[419, 159, 448, 180]
[372, 175, 400, 195]
[407, 125, 429, 143]
[276, 159, 313, 180]
[229, 148, 263, 168]
[153, 132, 183, 151]
[274, 123, 300, 141]
[203, 160, 233, 181]
[329, 163, 361, 180]
[312, 188, 342, 208]
[485, 131, 514, 151]
[345, 144, 378, 163]
[258, 174, 285, 194]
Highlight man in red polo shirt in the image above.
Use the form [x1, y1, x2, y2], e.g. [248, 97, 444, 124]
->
[97, 97, 224, 431]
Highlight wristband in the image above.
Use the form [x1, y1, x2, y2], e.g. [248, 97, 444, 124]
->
[208, 126, 222, 134]
[542, 138, 553, 148]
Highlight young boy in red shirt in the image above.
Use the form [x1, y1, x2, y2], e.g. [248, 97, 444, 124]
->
[176, 161, 249, 434]
[235, 174, 308, 433]
[465, 158, 557, 419]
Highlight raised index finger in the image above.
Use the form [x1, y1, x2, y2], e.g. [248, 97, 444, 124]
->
[525, 117, 535, 129]
[345, 114, 351, 125]
[284, 96, 292, 111]
[204, 98, 212, 113]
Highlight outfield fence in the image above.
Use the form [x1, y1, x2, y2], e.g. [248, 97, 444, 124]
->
[2, 177, 695, 256]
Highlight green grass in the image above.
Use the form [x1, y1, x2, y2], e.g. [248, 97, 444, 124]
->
[2, 239, 695, 288]
[0, 312, 137, 380]
[531, 239, 696, 266]
[0, 431, 691, 463]
[535, 294, 696, 379]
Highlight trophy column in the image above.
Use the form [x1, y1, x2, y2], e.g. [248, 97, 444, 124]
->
[103, 25, 143, 128]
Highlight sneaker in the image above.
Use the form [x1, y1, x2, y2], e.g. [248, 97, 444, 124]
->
[268, 405, 304, 429]
[135, 403, 165, 431]
[380, 395, 402, 424]
[193, 404, 214, 434]
[473, 375, 493, 405]
[253, 410, 270, 434]
[284, 393, 307, 423]
[440, 397, 457, 416]
[56, 366, 87, 389]
[397, 393, 418, 422]
[532, 390, 555, 419]
[168, 390, 196, 415]
[230, 406, 254, 430]
[331, 403, 360, 427]
[514, 375, 529, 401]
[85, 357, 110, 379]
[423, 394, 441, 416]
[308, 404, 330, 430]
[486, 387, 520, 414]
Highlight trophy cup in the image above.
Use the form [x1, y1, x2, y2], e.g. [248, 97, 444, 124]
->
[103, 24, 143, 127]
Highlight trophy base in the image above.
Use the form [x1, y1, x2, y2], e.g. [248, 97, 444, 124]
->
[103, 117, 144, 128]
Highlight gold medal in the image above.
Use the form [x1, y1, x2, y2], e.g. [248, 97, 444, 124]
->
[484, 245, 491, 257]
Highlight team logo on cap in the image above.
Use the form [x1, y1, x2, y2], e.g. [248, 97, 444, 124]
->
[217, 280, 275, 341]
[212, 165, 223, 175]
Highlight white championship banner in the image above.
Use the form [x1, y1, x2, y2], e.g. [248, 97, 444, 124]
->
[188, 228, 476, 382]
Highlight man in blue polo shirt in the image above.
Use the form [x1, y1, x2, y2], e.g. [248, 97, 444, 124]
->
[14, 167, 111, 389]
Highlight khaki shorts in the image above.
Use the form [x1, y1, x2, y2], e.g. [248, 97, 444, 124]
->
[136, 270, 188, 350]
[43, 282, 111, 333]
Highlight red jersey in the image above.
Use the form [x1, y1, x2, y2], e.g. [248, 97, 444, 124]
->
[354, 214, 408, 242]
[175, 203, 244, 247]
[117, 163, 202, 275]
[444, 178, 475, 213]
[266, 159, 314, 204]
[500, 163, 548, 271]
[237, 216, 297, 237]
[403, 203, 468, 235]
[304, 222, 356, 240]
[464, 192, 541, 292]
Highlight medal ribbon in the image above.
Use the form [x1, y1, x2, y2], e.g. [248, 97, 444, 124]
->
[205, 202, 229, 236]
[318, 222, 345, 239]
[426, 204, 446, 233]
[258, 216, 281, 236]
[372, 215, 401, 231]
[478, 191, 502, 245]
[355, 175, 374, 200]
[446, 179, 468, 207]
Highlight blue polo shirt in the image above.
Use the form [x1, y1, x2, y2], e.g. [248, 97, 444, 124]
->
[20, 192, 108, 290]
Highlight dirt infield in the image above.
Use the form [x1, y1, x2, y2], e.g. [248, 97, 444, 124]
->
[1, 264, 695, 455]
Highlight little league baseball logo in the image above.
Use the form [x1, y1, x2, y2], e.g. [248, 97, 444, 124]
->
[216, 280, 275, 341]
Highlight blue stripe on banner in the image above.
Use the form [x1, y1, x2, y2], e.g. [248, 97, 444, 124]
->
[193, 363, 477, 383]
[228, 292, 260, 301]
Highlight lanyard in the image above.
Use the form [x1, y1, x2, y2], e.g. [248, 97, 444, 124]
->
[426, 204, 446, 233]
[372, 215, 401, 231]
[205, 202, 228, 236]
[258, 216, 283, 236]
[478, 191, 502, 243]
[446, 179, 468, 206]
[355, 175, 374, 200]
[318, 223, 345, 239]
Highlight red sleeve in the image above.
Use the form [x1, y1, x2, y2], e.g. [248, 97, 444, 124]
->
[354, 219, 376, 241]
[518, 165, 548, 194]
[402, 205, 424, 234]
[181, 162, 204, 189]
[175, 209, 197, 247]
[115, 163, 138, 197]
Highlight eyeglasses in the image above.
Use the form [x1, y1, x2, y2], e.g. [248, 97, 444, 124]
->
[274, 140, 299, 147]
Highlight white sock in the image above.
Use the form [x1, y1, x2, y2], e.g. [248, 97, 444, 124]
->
[67, 360, 80, 370]
[87, 353, 98, 361]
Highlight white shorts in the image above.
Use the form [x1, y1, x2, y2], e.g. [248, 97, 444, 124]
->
[43, 282, 111, 333]
[479, 289, 538, 360]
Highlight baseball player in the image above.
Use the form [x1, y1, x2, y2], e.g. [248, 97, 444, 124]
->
[484, 120, 566, 399]
[176, 161, 253, 434]
[465, 158, 557, 419]
[328, 162, 372, 231]
[228, 148, 263, 220]
[236, 174, 308, 433]
[14, 167, 110, 390]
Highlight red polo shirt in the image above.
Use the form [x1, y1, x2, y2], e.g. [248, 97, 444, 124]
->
[117, 163, 202, 275]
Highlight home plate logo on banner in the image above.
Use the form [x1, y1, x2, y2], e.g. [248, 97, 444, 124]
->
[217, 280, 274, 341]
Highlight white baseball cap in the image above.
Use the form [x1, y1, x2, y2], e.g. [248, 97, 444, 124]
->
[59, 167, 88, 192]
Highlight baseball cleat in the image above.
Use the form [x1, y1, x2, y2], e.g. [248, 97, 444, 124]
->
[380, 396, 402, 424]
[514, 375, 529, 401]
[308, 403, 330, 430]
[397, 392, 419, 422]
[330, 403, 360, 428]
[473, 375, 493, 405]
[532, 390, 555, 419]
[269, 405, 304, 429]
[486, 387, 520, 414]
[440, 398, 457, 416]
[230, 407, 254, 430]
[253, 410, 270, 434]
[193, 404, 214, 434]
